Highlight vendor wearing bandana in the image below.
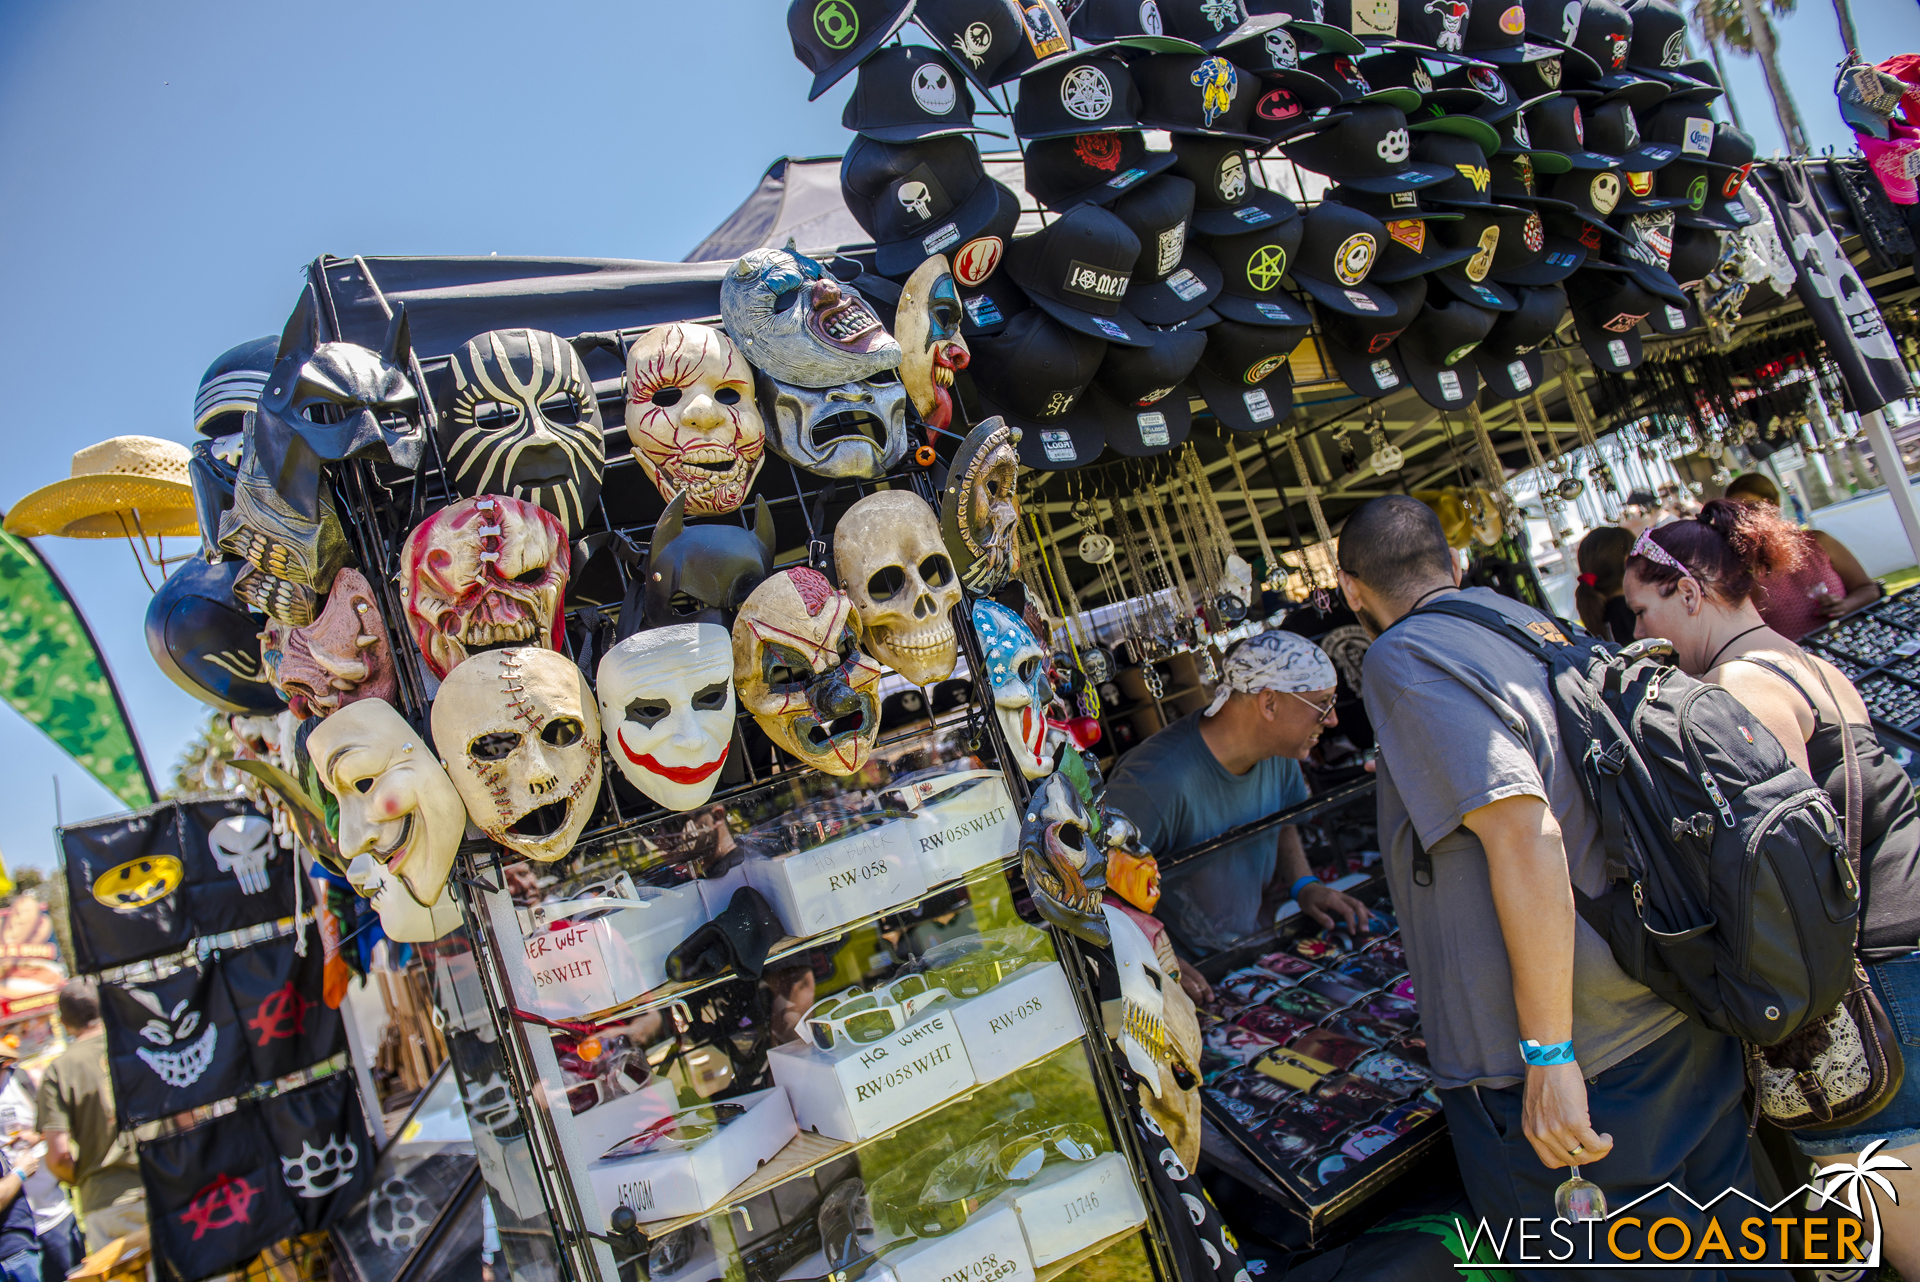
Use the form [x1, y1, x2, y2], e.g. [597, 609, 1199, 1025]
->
[1104, 631, 1371, 1003]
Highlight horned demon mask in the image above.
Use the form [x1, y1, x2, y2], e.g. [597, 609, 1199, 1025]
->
[438, 329, 606, 536]
[833, 490, 961, 687]
[309, 698, 468, 912]
[896, 255, 971, 431]
[430, 647, 603, 863]
[596, 623, 735, 812]
[731, 568, 884, 776]
[259, 569, 398, 720]
[624, 324, 766, 516]
[972, 598, 1058, 780]
[940, 417, 1022, 593]
[638, 493, 776, 632]
[399, 496, 569, 680]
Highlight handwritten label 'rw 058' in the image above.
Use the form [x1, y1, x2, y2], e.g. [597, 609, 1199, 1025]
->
[853, 1038, 958, 1103]
[942, 1255, 1021, 1282]
[917, 807, 1010, 855]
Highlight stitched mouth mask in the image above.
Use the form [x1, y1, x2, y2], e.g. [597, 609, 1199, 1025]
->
[439, 329, 606, 536]
[731, 567, 884, 776]
[834, 490, 961, 687]
[720, 246, 902, 387]
[430, 647, 603, 862]
[596, 623, 735, 812]
[624, 324, 766, 516]
[400, 496, 569, 679]
[895, 254, 971, 431]
[308, 698, 467, 912]
[972, 598, 1058, 780]
[259, 568, 398, 720]
[638, 493, 777, 633]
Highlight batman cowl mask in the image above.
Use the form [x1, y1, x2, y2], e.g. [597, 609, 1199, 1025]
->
[623, 492, 776, 636]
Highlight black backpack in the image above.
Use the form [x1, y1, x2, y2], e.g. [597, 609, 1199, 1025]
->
[1405, 598, 1858, 1046]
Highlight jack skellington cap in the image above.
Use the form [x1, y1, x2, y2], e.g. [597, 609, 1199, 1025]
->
[844, 46, 1007, 142]
[1196, 318, 1308, 431]
[1397, 296, 1498, 408]
[1198, 214, 1316, 325]
[1169, 134, 1302, 235]
[1016, 53, 1143, 139]
[790, 0, 918, 101]
[1277, 102, 1453, 193]
[1289, 200, 1395, 316]
[1023, 131, 1179, 210]
[1323, 186, 1477, 281]
[1477, 281, 1568, 398]
[1005, 204, 1156, 346]
[915, 0, 1076, 89]
[841, 133, 1016, 277]
[1135, 53, 1267, 140]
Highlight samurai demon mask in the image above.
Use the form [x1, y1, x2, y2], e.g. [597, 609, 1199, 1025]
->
[1020, 774, 1107, 945]
[833, 490, 961, 686]
[216, 288, 422, 625]
[145, 557, 286, 715]
[940, 417, 1022, 593]
[430, 647, 603, 862]
[640, 493, 776, 632]
[308, 698, 467, 913]
[259, 568, 397, 720]
[731, 568, 884, 776]
[624, 324, 766, 516]
[972, 598, 1057, 780]
[895, 254, 971, 431]
[1098, 803, 1161, 914]
[597, 623, 735, 812]
[399, 496, 569, 680]
[439, 329, 606, 536]
[719, 246, 901, 388]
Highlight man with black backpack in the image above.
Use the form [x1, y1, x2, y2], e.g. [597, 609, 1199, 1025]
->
[1338, 497, 1762, 1273]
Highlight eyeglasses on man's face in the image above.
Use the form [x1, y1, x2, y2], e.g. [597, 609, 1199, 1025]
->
[1287, 690, 1338, 724]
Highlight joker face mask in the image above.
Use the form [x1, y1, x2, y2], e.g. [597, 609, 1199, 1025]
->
[895, 255, 971, 431]
[259, 568, 398, 720]
[308, 698, 467, 911]
[430, 647, 603, 862]
[596, 623, 734, 812]
[720, 246, 901, 388]
[400, 496, 569, 679]
[624, 324, 766, 516]
[731, 568, 884, 776]
[439, 329, 606, 536]
[833, 490, 961, 686]
[972, 598, 1056, 779]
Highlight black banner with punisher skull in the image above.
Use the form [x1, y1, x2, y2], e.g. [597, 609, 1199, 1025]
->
[102, 961, 249, 1129]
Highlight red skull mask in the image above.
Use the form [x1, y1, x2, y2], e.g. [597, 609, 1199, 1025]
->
[399, 496, 569, 679]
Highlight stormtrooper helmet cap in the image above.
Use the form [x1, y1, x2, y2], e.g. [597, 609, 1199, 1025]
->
[914, 0, 1077, 91]
[720, 245, 902, 388]
[787, 0, 917, 101]
[596, 623, 735, 812]
[1288, 201, 1396, 318]
[1013, 52, 1144, 140]
[1194, 318, 1306, 433]
[1132, 53, 1268, 142]
[1277, 102, 1453, 193]
[1167, 133, 1303, 235]
[1022, 131, 1179, 213]
[1395, 297, 1498, 409]
[843, 45, 1006, 143]
[833, 490, 962, 686]
[194, 336, 278, 438]
[842, 134, 1013, 280]
[145, 557, 286, 716]
[1197, 214, 1314, 326]
[1005, 205, 1155, 346]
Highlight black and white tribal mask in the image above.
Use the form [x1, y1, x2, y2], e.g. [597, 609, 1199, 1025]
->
[438, 329, 606, 536]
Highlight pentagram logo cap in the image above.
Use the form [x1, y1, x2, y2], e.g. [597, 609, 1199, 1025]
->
[1196, 214, 1316, 325]
[1015, 53, 1145, 139]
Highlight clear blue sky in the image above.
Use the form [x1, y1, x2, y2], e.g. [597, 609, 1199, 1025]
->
[0, 0, 1910, 874]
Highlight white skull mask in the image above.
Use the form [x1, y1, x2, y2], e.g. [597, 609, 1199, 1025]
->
[972, 599, 1056, 779]
[731, 568, 884, 776]
[765, 374, 913, 480]
[596, 623, 735, 811]
[719, 246, 901, 388]
[208, 815, 274, 894]
[430, 647, 603, 862]
[308, 698, 468, 911]
[834, 491, 961, 687]
[623, 324, 767, 516]
[399, 496, 570, 679]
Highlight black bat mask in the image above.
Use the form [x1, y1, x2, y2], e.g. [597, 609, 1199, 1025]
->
[634, 492, 776, 634]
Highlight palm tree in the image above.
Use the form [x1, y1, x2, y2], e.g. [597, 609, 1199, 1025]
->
[1692, 0, 1810, 154]
[1814, 1139, 1911, 1267]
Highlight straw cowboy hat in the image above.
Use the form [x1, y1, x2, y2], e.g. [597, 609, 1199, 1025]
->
[4, 436, 199, 539]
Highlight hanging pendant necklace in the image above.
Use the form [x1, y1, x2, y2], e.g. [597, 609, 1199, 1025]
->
[1286, 433, 1337, 615]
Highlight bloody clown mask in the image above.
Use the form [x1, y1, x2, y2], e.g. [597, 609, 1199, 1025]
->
[720, 246, 901, 388]
[1020, 774, 1108, 946]
[623, 324, 766, 516]
[259, 569, 398, 720]
[639, 493, 776, 632]
[439, 329, 606, 536]
[833, 490, 961, 687]
[430, 647, 603, 863]
[731, 568, 884, 776]
[596, 623, 734, 812]
[972, 598, 1057, 780]
[895, 255, 970, 431]
[940, 417, 1022, 594]
[399, 496, 569, 680]
[1098, 803, 1161, 914]
[308, 698, 467, 912]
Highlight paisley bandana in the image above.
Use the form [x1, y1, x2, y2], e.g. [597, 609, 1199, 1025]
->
[1203, 630, 1336, 715]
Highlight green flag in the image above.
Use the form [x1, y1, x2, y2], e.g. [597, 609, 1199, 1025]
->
[0, 529, 153, 809]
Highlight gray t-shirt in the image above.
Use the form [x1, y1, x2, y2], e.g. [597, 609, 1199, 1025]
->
[1363, 588, 1683, 1089]
[1104, 710, 1311, 955]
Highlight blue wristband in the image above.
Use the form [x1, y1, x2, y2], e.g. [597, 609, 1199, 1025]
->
[1519, 1039, 1577, 1067]
[1290, 875, 1319, 902]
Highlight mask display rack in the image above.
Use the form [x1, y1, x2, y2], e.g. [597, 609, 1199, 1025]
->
[299, 253, 1180, 1282]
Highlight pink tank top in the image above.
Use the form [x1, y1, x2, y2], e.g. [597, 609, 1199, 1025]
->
[1754, 533, 1846, 642]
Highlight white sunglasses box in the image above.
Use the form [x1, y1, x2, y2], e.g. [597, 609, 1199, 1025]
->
[520, 881, 710, 1020]
[744, 817, 930, 938]
[884, 1199, 1035, 1282]
[1005, 1150, 1148, 1267]
[895, 769, 1019, 887]
[947, 961, 1084, 1085]
[767, 1006, 975, 1141]
[587, 1085, 797, 1226]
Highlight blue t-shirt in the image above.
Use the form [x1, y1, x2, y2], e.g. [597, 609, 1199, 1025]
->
[1104, 710, 1310, 955]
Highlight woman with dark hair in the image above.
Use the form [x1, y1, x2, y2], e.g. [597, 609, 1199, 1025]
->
[1722, 472, 1881, 638]
[1573, 527, 1636, 643]
[1623, 498, 1920, 1271]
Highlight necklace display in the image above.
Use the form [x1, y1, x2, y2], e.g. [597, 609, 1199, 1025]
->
[1286, 433, 1338, 614]
[1222, 433, 1282, 595]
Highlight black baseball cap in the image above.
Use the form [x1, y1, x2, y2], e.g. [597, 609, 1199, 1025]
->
[1667, 122, 1754, 229]
[842, 134, 1018, 278]
[1563, 0, 1668, 107]
[1016, 54, 1144, 139]
[1135, 53, 1267, 140]
[1478, 282, 1568, 398]
[946, 182, 1025, 290]
[1302, 53, 1424, 111]
[1430, 210, 1525, 309]
[1070, 0, 1209, 50]
[1525, 98, 1619, 168]
[1463, 0, 1566, 65]
[1567, 268, 1652, 370]
[1387, 0, 1481, 56]
[1417, 133, 1534, 211]
[957, 268, 1031, 335]
[1323, 186, 1477, 280]
[1593, 228, 1688, 304]
[1624, 0, 1706, 88]
[1289, 200, 1395, 316]
[1169, 134, 1302, 234]
[1246, 0, 1368, 52]
[844, 46, 1006, 142]
[1005, 204, 1156, 345]
[1195, 319, 1307, 431]
[1506, 53, 1590, 98]
[969, 309, 1109, 458]
[1643, 293, 1699, 335]
[1667, 223, 1718, 286]
[1404, 101, 1507, 159]
[1521, 0, 1604, 78]
[1490, 107, 1571, 172]
[1322, 273, 1428, 351]
[1086, 381, 1194, 456]
[1096, 322, 1209, 405]
[1398, 297, 1497, 409]
[914, 0, 1077, 89]
[1023, 131, 1179, 210]
[1155, 0, 1296, 49]
[1648, 154, 1728, 223]
[1586, 100, 1677, 168]
[1490, 149, 1576, 207]
[790, 0, 916, 101]
[1277, 103, 1453, 193]
[1490, 207, 1586, 282]
[1114, 176, 1226, 323]
[1245, 82, 1339, 141]
[1200, 215, 1316, 325]
[1665, 56, 1724, 103]
[1642, 99, 1719, 163]
[1319, 326, 1413, 398]
[1230, 24, 1345, 105]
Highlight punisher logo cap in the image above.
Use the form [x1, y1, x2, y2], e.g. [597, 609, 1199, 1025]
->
[843, 46, 1008, 142]
[841, 134, 1015, 278]
[1005, 204, 1155, 345]
[789, 0, 918, 101]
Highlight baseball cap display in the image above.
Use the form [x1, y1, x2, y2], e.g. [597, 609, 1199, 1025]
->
[968, 309, 1109, 462]
[1194, 318, 1308, 431]
[1022, 131, 1179, 210]
[1200, 215, 1316, 325]
[1319, 323, 1412, 397]
[1322, 273, 1428, 353]
[1430, 210, 1525, 309]
[1584, 100, 1677, 168]
[1278, 103, 1452, 193]
[1463, 0, 1566, 65]
[789, 0, 918, 101]
[1397, 297, 1498, 408]
[1416, 133, 1533, 212]
[1568, 267, 1655, 369]
[1113, 176, 1225, 323]
[1302, 52, 1424, 111]
[1169, 134, 1301, 234]
[1324, 187, 1477, 281]
[1476, 282, 1568, 397]
[1288, 201, 1394, 317]
[1623, 0, 1704, 89]
[843, 46, 1006, 142]
[1088, 325, 1205, 453]
[1083, 381, 1193, 455]
[1005, 204, 1155, 346]
[842, 134, 1019, 277]
[1134, 53, 1267, 139]
[914, 0, 1076, 89]
[1016, 53, 1143, 138]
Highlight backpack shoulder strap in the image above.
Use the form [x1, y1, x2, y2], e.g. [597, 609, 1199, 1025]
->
[1393, 596, 1579, 663]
